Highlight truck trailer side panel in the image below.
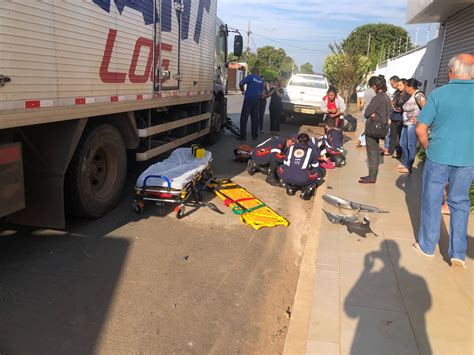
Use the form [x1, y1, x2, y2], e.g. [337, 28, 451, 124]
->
[0, 0, 216, 125]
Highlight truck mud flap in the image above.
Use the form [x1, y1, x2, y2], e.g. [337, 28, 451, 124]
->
[0, 143, 25, 217]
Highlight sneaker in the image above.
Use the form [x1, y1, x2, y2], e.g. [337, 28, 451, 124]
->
[300, 185, 316, 200]
[451, 258, 467, 269]
[285, 184, 297, 196]
[412, 243, 434, 258]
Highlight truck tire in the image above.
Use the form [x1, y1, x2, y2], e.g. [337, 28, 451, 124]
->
[205, 98, 223, 145]
[65, 124, 127, 218]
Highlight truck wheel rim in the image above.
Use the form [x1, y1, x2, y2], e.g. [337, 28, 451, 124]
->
[88, 146, 115, 198]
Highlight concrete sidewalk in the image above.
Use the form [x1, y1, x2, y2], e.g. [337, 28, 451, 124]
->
[285, 121, 473, 355]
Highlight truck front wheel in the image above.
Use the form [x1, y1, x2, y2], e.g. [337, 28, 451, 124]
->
[65, 124, 127, 218]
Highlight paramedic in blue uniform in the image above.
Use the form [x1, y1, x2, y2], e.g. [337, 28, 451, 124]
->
[278, 133, 325, 200]
[238, 67, 264, 140]
[247, 136, 296, 186]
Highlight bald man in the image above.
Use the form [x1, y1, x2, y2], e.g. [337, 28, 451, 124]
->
[414, 54, 474, 269]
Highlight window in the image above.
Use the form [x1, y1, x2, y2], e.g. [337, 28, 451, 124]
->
[289, 76, 327, 89]
[217, 30, 227, 63]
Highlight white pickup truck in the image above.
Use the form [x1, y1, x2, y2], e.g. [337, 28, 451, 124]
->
[282, 74, 329, 121]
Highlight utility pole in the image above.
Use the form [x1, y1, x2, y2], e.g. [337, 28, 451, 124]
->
[366, 33, 372, 58]
[245, 20, 251, 65]
[415, 27, 419, 47]
[426, 24, 431, 43]
[406, 35, 409, 52]
[398, 38, 402, 55]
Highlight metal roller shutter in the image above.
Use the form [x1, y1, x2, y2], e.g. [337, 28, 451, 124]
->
[437, 5, 474, 87]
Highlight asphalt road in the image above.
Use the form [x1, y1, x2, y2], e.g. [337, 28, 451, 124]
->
[0, 95, 322, 354]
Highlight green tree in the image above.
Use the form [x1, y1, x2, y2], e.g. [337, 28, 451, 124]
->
[323, 43, 369, 106]
[342, 23, 413, 69]
[227, 52, 239, 62]
[300, 63, 314, 74]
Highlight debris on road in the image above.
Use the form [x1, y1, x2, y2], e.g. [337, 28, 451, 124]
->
[322, 194, 389, 213]
[323, 210, 379, 238]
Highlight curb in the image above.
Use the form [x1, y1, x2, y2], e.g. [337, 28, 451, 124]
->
[283, 184, 327, 354]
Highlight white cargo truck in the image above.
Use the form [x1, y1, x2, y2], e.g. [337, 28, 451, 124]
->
[0, 0, 242, 227]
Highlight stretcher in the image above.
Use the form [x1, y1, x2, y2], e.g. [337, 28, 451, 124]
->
[133, 148, 219, 218]
[211, 179, 290, 230]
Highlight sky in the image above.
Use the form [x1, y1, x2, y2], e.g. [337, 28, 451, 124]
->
[217, 0, 435, 72]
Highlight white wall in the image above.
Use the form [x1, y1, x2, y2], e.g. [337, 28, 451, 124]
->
[373, 32, 444, 95]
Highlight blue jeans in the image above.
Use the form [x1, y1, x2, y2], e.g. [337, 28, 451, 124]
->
[418, 159, 473, 260]
[384, 127, 390, 149]
[400, 124, 417, 169]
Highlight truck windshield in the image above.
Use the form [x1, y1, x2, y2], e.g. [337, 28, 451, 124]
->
[289, 76, 327, 89]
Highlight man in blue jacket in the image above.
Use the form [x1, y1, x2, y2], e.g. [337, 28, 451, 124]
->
[238, 67, 264, 140]
[414, 53, 474, 269]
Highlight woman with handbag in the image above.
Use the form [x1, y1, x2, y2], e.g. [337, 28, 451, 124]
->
[360, 76, 392, 184]
[399, 79, 426, 173]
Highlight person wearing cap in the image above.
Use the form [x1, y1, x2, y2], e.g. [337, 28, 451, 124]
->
[278, 133, 326, 200]
[247, 136, 296, 186]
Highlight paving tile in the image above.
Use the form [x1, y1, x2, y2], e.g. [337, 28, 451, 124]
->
[389, 241, 474, 355]
[340, 305, 418, 355]
[340, 247, 405, 313]
[306, 340, 339, 355]
[308, 270, 339, 343]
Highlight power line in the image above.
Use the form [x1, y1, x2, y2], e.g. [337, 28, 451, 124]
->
[249, 32, 330, 53]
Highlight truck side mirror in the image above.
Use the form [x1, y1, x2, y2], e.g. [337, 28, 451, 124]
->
[234, 35, 243, 57]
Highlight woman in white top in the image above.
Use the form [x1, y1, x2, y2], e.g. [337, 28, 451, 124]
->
[399, 78, 426, 173]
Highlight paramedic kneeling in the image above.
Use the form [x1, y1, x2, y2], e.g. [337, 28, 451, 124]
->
[278, 133, 326, 200]
[247, 136, 296, 186]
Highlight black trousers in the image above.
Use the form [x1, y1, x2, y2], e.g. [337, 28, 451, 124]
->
[258, 99, 267, 131]
[366, 135, 381, 180]
[240, 99, 259, 139]
[388, 120, 403, 155]
[269, 103, 282, 132]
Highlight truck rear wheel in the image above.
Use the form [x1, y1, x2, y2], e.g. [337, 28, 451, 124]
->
[205, 98, 223, 145]
[65, 124, 127, 218]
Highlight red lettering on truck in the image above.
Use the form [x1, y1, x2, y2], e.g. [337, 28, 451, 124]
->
[100, 28, 173, 84]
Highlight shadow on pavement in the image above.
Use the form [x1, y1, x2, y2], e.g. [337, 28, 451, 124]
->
[344, 240, 432, 355]
[0, 228, 130, 354]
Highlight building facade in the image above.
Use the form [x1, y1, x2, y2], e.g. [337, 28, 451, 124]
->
[407, 0, 474, 87]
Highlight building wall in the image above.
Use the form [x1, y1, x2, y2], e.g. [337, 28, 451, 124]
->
[373, 30, 445, 94]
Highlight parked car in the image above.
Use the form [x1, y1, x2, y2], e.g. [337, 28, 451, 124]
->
[282, 74, 329, 121]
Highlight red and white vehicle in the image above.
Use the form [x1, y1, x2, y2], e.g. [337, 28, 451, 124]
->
[0, 0, 242, 227]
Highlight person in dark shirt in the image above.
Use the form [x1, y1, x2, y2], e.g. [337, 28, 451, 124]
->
[258, 80, 270, 135]
[247, 135, 296, 186]
[319, 121, 346, 167]
[389, 77, 410, 158]
[360, 77, 392, 184]
[278, 133, 326, 200]
[268, 78, 285, 135]
[238, 67, 264, 141]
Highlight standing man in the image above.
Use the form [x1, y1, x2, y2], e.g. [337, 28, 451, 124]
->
[238, 67, 264, 141]
[414, 54, 474, 269]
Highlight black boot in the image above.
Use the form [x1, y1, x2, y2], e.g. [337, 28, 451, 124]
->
[265, 174, 281, 187]
[247, 159, 258, 176]
[300, 185, 316, 200]
[266, 160, 281, 186]
[286, 184, 297, 196]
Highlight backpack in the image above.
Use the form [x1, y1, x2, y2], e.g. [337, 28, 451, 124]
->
[342, 115, 357, 132]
